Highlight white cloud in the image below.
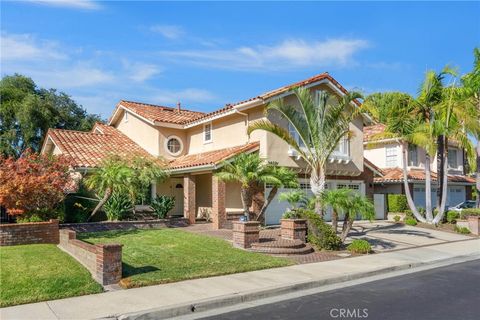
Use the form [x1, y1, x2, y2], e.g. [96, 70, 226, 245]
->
[159, 38, 369, 71]
[151, 88, 217, 105]
[150, 25, 185, 39]
[0, 33, 67, 61]
[122, 61, 162, 82]
[27, 0, 101, 10]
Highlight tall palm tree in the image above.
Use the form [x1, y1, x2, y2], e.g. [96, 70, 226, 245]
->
[248, 87, 362, 215]
[215, 152, 296, 219]
[320, 188, 351, 233]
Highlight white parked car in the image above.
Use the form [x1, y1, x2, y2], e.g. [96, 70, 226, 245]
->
[448, 200, 477, 212]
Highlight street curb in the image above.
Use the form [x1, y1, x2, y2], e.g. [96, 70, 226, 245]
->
[117, 253, 480, 320]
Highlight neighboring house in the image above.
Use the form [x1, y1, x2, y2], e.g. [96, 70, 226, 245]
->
[364, 123, 475, 209]
[42, 73, 380, 228]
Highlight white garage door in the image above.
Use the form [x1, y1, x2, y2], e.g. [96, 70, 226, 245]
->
[264, 181, 364, 225]
[447, 186, 465, 207]
[413, 185, 437, 209]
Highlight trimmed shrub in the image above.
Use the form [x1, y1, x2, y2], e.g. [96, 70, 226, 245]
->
[454, 226, 471, 234]
[347, 239, 372, 254]
[387, 194, 408, 212]
[393, 215, 401, 222]
[446, 211, 459, 224]
[103, 193, 132, 221]
[404, 209, 414, 219]
[405, 218, 417, 226]
[151, 195, 175, 218]
[459, 208, 480, 219]
[299, 209, 342, 250]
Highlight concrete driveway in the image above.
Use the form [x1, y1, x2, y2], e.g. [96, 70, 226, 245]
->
[346, 221, 474, 252]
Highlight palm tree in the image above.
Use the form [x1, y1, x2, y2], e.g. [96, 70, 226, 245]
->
[320, 188, 352, 233]
[256, 166, 299, 222]
[278, 189, 307, 212]
[85, 156, 132, 220]
[339, 191, 374, 243]
[248, 87, 362, 215]
[215, 153, 296, 219]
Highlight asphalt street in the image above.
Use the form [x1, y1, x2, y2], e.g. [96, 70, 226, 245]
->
[201, 259, 480, 320]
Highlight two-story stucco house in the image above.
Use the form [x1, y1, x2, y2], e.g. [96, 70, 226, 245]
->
[364, 123, 475, 209]
[41, 73, 381, 228]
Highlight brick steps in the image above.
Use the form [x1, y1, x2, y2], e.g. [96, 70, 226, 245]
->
[249, 238, 314, 255]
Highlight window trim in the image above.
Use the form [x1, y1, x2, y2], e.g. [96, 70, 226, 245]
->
[408, 144, 418, 167]
[448, 148, 458, 169]
[164, 135, 183, 156]
[385, 145, 398, 167]
[203, 122, 213, 144]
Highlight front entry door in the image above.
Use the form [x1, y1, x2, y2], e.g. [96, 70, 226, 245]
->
[170, 179, 184, 216]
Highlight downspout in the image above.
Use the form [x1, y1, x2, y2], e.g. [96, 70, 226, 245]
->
[234, 109, 249, 142]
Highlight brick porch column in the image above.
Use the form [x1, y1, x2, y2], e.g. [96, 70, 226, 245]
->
[212, 175, 226, 229]
[184, 175, 196, 224]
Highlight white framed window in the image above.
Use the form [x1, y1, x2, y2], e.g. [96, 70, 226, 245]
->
[332, 136, 349, 157]
[165, 136, 183, 156]
[288, 122, 305, 147]
[408, 144, 418, 166]
[203, 122, 212, 143]
[448, 148, 458, 168]
[385, 146, 398, 167]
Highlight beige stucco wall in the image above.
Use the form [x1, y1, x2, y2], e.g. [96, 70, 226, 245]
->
[114, 110, 160, 156]
[158, 127, 189, 160]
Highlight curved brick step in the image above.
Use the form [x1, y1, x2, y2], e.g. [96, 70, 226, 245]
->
[252, 238, 306, 249]
[249, 243, 314, 255]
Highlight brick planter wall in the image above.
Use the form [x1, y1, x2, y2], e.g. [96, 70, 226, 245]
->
[467, 216, 480, 236]
[0, 219, 59, 246]
[59, 229, 122, 285]
[281, 219, 307, 242]
[232, 221, 260, 249]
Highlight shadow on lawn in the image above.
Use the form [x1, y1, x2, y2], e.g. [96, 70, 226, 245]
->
[123, 262, 160, 277]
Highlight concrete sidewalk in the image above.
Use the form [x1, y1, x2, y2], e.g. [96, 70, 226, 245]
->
[2, 239, 479, 320]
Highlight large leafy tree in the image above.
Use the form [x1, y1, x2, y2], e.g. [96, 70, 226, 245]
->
[215, 152, 298, 220]
[0, 74, 102, 157]
[0, 150, 72, 219]
[248, 87, 362, 215]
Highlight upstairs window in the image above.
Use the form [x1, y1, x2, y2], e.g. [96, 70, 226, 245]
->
[204, 123, 212, 143]
[332, 136, 349, 157]
[165, 136, 183, 156]
[385, 146, 398, 167]
[448, 148, 458, 168]
[288, 122, 305, 148]
[408, 145, 418, 166]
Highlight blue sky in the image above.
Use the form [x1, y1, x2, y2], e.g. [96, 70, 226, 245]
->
[1, 1, 479, 118]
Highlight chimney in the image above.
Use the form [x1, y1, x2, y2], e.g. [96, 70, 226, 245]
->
[177, 101, 181, 112]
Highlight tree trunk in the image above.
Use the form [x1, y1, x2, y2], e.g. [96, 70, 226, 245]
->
[332, 210, 338, 234]
[437, 135, 445, 208]
[402, 144, 426, 222]
[240, 187, 251, 218]
[88, 187, 112, 221]
[434, 148, 449, 224]
[310, 167, 326, 216]
[256, 186, 278, 222]
[340, 212, 354, 243]
[425, 154, 433, 222]
[477, 142, 480, 208]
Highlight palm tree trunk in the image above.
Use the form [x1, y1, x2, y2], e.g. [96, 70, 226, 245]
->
[402, 143, 426, 222]
[434, 148, 449, 224]
[332, 210, 338, 233]
[476, 142, 480, 208]
[256, 186, 278, 222]
[340, 213, 353, 243]
[88, 187, 112, 221]
[425, 154, 433, 222]
[437, 135, 445, 208]
[240, 187, 250, 218]
[310, 167, 326, 216]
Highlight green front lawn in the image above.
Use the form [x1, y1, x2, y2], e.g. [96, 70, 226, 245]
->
[0, 244, 103, 307]
[80, 229, 293, 288]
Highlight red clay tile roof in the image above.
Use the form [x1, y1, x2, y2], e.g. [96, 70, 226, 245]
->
[45, 123, 158, 168]
[363, 124, 388, 142]
[115, 100, 206, 125]
[374, 167, 475, 184]
[169, 142, 260, 170]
